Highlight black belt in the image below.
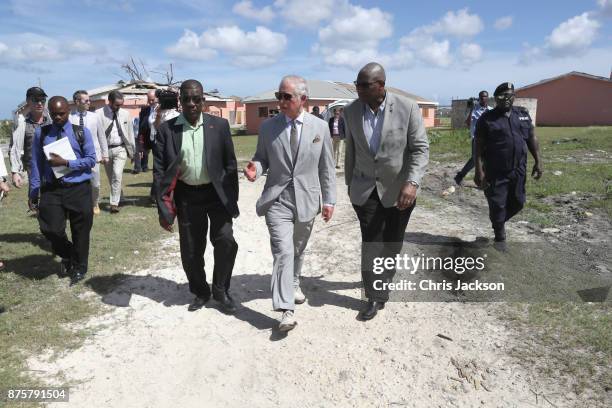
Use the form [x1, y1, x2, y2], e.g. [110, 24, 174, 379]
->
[108, 144, 125, 148]
[43, 179, 90, 190]
[177, 180, 213, 190]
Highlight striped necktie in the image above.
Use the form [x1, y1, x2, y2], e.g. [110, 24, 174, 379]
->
[79, 112, 84, 129]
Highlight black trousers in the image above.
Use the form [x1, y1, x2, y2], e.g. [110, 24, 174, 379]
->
[38, 181, 93, 274]
[175, 181, 238, 298]
[484, 171, 526, 226]
[353, 188, 415, 302]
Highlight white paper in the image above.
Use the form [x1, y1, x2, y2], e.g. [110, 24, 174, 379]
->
[42, 137, 77, 179]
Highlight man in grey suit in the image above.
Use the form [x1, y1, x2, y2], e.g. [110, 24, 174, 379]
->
[344, 62, 429, 321]
[245, 75, 336, 332]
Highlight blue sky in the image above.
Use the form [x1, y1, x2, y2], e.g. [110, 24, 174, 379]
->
[0, 0, 610, 117]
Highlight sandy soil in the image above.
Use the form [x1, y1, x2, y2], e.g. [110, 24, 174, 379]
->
[28, 168, 609, 408]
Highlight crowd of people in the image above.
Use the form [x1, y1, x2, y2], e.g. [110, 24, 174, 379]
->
[2, 61, 542, 330]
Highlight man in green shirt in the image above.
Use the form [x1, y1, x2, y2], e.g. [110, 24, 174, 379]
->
[153, 79, 240, 313]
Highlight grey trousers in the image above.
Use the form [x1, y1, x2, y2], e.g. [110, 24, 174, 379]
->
[103, 146, 127, 206]
[265, 186, 315, 311]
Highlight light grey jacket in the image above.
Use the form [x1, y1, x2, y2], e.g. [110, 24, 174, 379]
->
[344, 92, 429, 207]
[95, 106, 135, 159]
[252, 112, 336, 222]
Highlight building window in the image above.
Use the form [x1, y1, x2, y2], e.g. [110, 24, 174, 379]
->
[258, 107, 268, 117]
[421, 108, 429, 118]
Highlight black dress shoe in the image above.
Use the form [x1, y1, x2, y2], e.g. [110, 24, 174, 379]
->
[214, 293, 237, 314]
[359, 301, 385, 321]
[59, 258, 72, 278]
[69, 272, 86, 286]
[187, 295, 209, 311]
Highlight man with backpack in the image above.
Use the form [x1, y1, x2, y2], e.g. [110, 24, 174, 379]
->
[28, 96, 96, 285]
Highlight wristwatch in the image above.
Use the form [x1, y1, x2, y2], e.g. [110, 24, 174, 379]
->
[406, 180, 419, 188]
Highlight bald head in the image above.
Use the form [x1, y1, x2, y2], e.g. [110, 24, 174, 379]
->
[48, 96, 70, 126]
[147, 89, 157, 106]
[358, 62, 386, 83]
[355, 62, 386, 108]
[180, 79, 203, 93]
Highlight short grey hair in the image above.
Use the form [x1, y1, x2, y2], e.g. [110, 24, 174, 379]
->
[280, 75, 308, 97]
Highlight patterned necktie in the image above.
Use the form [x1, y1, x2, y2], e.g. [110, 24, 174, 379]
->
[79, 112, 84, 129]
[290, 120, 299, 164]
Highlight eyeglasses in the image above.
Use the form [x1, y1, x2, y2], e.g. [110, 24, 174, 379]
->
[180, 95, 204, 104]
[353, 80, 379, 89]
[275, 92, 295, 101]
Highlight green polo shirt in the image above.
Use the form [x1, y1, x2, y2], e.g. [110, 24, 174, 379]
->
[177, 113, 211, 185]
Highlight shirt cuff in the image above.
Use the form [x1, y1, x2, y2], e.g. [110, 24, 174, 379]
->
[323, 203, 335, 207]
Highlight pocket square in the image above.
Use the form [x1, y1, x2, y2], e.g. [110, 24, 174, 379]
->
[313, 135, 321, 143]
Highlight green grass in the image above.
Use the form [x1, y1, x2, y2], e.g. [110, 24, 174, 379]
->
[232, 134, 257, 166]
[427, 128, 472, 162]
[0, 157, 166, 400]
[505, 303, 611, 399]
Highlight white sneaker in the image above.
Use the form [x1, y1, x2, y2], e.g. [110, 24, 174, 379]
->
[294, 286, 306, 304]
[279, 310, 297, 332]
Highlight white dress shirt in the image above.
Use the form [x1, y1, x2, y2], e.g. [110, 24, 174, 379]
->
[284, 110, 305, 145]
[70, 110, 102, 160]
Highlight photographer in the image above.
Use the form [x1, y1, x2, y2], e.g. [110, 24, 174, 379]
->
[149, 87, 180, 202]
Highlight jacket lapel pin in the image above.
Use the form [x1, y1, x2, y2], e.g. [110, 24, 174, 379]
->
[313, 135, 321, 143]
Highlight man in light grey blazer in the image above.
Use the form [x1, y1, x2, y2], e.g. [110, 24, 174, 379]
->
[96, 90, 135, 213]
[245, 75, 336, 332]
[344, 62, 429, 321]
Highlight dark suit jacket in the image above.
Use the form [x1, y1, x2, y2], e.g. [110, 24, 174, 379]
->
[153, 113, 239, 227]
[328, 116, 345, 139]
[138, 106, 153, 150]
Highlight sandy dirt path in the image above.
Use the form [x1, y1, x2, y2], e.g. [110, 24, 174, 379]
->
[28, 175, 582, 408]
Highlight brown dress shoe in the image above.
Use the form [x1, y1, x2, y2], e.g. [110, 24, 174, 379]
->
[110, 205, 120, 214]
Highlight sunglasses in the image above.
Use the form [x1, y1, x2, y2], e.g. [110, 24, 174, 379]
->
[495, 93, 514, 100]
[30, 97, 46, 104]
[353, 80, 379, 88]
[180, 95, 204, 104]
[275, 92, 296, 101]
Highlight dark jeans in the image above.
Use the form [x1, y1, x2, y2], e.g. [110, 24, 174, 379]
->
[175, 181, 238, 298]
[38, 181, 93, 274]
[456, 138, 476, 181]
[352, 188, 415, 302]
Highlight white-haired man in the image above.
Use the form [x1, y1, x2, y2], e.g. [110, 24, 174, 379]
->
[245, 75, 336, 332]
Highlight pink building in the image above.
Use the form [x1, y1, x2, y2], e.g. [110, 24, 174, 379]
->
[243, 80, 437, 134]
[78, 81, 246, 125]
[515, 71, 612, 126]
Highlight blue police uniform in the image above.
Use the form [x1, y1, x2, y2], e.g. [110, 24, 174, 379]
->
[475, 105, 533, 227]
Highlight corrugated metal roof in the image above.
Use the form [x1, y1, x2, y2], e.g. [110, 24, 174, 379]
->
[243, 79, 437, 105]
[516, 71, 611, 92]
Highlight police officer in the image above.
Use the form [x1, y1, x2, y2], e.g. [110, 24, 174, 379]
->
[474, 82, 543, 249]
[29, 96, 97, 285]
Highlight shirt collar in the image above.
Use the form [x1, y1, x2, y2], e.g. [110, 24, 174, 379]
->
[26, 113, 50, 124]
[54, 120, 72, 132]
[285, 110, 305, 125]
[176, 113, 203, 129]
[365, 94, 386, 116]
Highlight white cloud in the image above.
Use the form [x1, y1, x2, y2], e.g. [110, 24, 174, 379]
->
[166, 29, 218, 61]
[422, 8, 484, 38]
[0, 33, 101, 62]
[318, 5, 392, 50]
[167, 26, 287, 67]
[519, 10, 602, 64]
[597, 0, 612, 16]
[313, 4, 407, 69]
[399, 33, 453, 68]
[546, 12, 600, 56]
[459, 42, 483, 63]
[274, 0, 337, 27]
[494, 16, 513, 30]
[232, 0, 275, 23]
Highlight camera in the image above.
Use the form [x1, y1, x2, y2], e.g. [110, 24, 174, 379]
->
[155, 88, 178, 110]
